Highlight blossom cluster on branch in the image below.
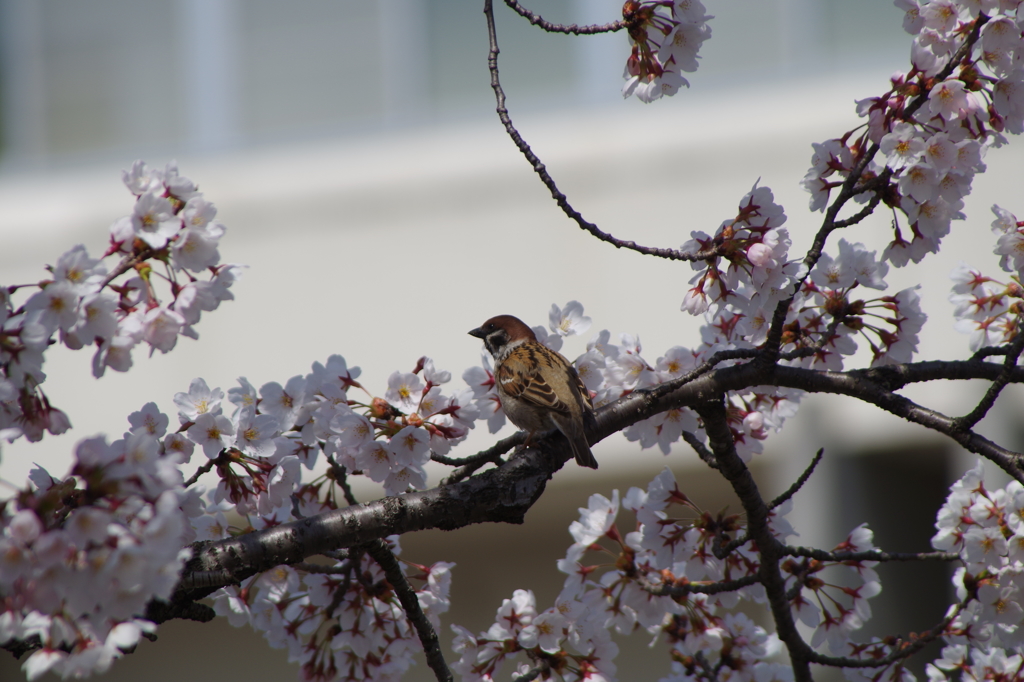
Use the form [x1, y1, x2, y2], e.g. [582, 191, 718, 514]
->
[212, 538, 454, 682]
[922, 461, 1024, 682]
[0, 161, 242, 444]
[451, 467, 898, 682]
[621, 0, 713, 102]
[3, 1, 1024, 681]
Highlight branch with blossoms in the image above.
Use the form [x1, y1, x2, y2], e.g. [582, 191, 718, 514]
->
[484, 0, 719, 263]
[135, 353, 1017, 593]
[7, 309, 1020, 680]
[7, 2, 1024, 682]
[0, 160, 242, 445]
[5, 229, 1024, 681]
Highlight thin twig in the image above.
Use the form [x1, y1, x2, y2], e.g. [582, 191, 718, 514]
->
[433, 432, 519, 467]
[502, 0, 629, 34]
[184, 458, 216, 488]
[831, 169, 893, 229]
[98, 247, 155, 290]
[483, 0, 718, 263]
[693, 652, 717, 680]
[769, 449, 824, 510]
[785, 546, 959, 563]
[638, 573, 760, 598]
[326, 454, 359, 507]
[326, 550, 357, 618]
[713, 533, 749, 560]
[970, 343, 1015, 361]
[805, 603, 963, 668]
[439, 432, 520, 485]
[953, 331, 1024, 430]
[682, 430, 718, 469]
[778, 317, 845, 363]
[512, 661, 551, 682]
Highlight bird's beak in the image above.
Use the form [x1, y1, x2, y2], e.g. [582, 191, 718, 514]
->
[468, 327, 487, 339]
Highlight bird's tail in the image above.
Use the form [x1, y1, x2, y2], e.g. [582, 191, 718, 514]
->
[571, 435, 598, 470]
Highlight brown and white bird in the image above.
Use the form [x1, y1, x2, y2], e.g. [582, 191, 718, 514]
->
[469, 315, 598, 469]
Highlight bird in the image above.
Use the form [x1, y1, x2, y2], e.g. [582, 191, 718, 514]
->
[469, 315, 598, 469]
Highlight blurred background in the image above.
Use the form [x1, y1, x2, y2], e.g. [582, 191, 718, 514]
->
[1, 0, 1022, 680]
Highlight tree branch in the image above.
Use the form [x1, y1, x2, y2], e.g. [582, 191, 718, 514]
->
[184, 458, 216, 488]
[682, 430, 718, 469]
[98, 246, 155, 290]
[804, 603, 963, 668]
[760, 15, 989, 364]
[435, 432, 519, 484]
[364, 540, 453, 682]
[502, 0, 630, 34]
[483, 0, 719, 262]
[784, 546, 959, 563]
[155, 355, 1022, 624]
[638, 573, 760, 598]
[693, 398, 813, 682]
[769, 448, 824, 510]
[953, 331, 1024, 431]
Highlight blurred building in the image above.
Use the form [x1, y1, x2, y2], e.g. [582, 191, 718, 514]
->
[1, 1, 1022, 681]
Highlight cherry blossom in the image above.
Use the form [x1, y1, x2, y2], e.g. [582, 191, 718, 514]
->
[621, 0, 713, 103]
[550, 300, 593, 338]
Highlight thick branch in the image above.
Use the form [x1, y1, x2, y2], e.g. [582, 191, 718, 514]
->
[170, 445, 561, 606]
[603, 360, 1024, 482]
[159, 356, 1021, 619]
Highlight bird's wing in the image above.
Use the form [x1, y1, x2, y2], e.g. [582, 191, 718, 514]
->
[497, 346, 574, 414]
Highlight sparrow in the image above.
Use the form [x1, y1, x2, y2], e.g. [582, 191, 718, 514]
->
[469, 315, 598, 469]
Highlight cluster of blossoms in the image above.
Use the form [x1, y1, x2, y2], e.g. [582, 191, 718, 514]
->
[212, 539, 453, 682]
[177, 351, 480, 506]
[924, 461, 1024, 682]
[679, 184, 926, 372]
[6, 4, 1024, 679]
[621, 0, 713, 102]
[784, 526, 884, 657]
[0, 160, 242, 444]
[949, 205, 1023, 350]
[802, 1, 1023, 267]
[0, 426, 193, 679]
[1, 352, 472, 681]
[674, 186, 807, 459]
[670, 184, 922, 463]
[451, 468, 885, 682]
[798, 240, 926, 367]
